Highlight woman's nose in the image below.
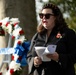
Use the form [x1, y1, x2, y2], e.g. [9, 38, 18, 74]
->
[43, 16, 46, 19]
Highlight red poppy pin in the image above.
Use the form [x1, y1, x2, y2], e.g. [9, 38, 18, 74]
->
[56, 32, 62, 39]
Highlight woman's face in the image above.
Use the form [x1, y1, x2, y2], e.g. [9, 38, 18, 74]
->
[39, 8, 56, 30]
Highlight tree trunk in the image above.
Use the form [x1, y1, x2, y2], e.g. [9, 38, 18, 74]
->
[0, 0, 37, 75]
[5, 0, 37, 40]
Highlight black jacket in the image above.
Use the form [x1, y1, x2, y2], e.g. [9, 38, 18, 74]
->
[27, 28, 76, 75]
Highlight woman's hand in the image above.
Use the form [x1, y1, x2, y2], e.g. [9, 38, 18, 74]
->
[46, 52, 59, 61]
[34, 56, 42, 67]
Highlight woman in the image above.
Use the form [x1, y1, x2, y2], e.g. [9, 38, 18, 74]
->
[27, 3, 76, 75]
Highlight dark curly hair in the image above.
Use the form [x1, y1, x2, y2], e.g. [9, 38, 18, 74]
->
[37, 3, 68, 33]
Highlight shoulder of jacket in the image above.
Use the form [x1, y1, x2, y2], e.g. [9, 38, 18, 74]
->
[31, 32, 38, 43]
[64, 28, 76, 38]
[64, 28, 75, 34]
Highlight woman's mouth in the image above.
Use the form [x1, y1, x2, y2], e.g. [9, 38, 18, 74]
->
[43, 21, 47, 23]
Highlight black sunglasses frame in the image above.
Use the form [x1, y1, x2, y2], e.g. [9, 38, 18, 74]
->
[39, 13, 54, 19]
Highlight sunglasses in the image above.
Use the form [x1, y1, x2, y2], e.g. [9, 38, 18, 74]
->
[39, 13, 54, 19]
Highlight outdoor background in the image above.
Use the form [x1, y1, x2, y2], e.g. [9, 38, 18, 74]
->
[0, 0, 76, 75]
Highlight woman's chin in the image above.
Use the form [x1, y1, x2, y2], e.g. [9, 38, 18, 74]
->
[43, 25, 48, 29]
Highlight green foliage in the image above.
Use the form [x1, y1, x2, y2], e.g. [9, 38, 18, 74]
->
[66, 16, 76, 32]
